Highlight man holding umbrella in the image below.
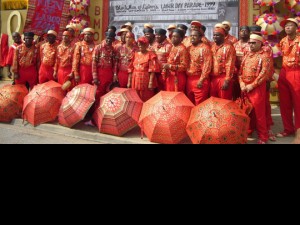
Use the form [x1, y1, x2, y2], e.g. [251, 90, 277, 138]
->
[239, 34, 272, 144]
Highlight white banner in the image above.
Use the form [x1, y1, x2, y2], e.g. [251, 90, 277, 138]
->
[109, 0, 239, 41]
[112, 0, 219, 16]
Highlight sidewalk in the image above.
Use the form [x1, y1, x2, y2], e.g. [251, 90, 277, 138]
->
[0, 80, 296, 144]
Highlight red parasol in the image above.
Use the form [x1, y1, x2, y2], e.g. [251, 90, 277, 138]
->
[22, 81, 66, 126]
[0, 84, 28, 122]
[58, 84, 97, 128]
[139, 91, 194, 144]
[93, 87, 143, 136]
[186, 97, 250, 144]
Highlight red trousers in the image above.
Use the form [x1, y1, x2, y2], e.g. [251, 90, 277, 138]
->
[249, 88, 274, 133]
[232, 73, 241, 101]
[186, 76, 210, 105]
[166, 72, 186, 92]
[79, 64, 93, 85]
[247, 82, 269, 142]
[278, 67, 300, 133]
[15, 66, 38, 89]
[39, 64, 55, 84]
[95, 67, 114, 101]
[266, 89, 274, 130]
[57, 65, 75, 92]
[210, 74, 233, 100]
[117, 70, 129, 88]
[156, 72, 166, 92]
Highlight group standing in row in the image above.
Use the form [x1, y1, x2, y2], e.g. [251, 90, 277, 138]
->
[2, 18, 300, 144]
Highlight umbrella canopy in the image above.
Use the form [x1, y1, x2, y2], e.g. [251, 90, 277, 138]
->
[93, 87, 143, 136]
[256, 13, 284, 35]
[139, 91, 194, 144]
[58, 84, 97, 128]
[186, 97, 250, 144]
[22, 81, 66, 126]
[0, 84, 28, 122]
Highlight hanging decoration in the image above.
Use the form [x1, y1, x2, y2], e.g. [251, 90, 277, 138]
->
[68, 14, 90, 33]
[69, 0, 90, 16]
[255, 0, 281, 7]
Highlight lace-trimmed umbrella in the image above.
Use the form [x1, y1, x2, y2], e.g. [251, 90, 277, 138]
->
[93, 88, 143, 136]
[139, 91, 194, 144]
[22, 81, 65, 126]
[0, 84, 28, 122]
[186, 97, 250, 144]
[58, 84, 97, 128]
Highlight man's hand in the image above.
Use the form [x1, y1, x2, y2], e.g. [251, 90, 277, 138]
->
[148, 81, 153, 90]
[245, 84, 254, 93]
[75, 76, 80, 83]
[8, 72, 12, 79]
[113, 74, 118, 83]
[93, 78, 100, 86]
[68, 72, 74, 80]
[197, 80, 203, 89]
[222, 80, 230, 90]
[14, 73, 20, 80]
[53, 72, 57, 80]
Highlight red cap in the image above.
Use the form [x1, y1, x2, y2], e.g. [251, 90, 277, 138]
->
[137, 36, 149, 45]
[214, 27, 225, 36]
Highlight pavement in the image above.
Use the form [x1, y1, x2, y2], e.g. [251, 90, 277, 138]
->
[0, 79, 297, 144]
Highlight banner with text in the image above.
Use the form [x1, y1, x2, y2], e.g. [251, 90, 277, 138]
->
[24, 0, 70, 40]
[109, 0, 239, 40]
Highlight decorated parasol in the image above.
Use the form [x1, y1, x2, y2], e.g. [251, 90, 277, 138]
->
[256, 13, 284, 35]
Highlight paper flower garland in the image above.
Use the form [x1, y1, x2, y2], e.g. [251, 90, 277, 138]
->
[255, 0, 281, 7]
[70, 0, 90, 16]
[68, 15, 90, 34]
[256, 13, 284, 35]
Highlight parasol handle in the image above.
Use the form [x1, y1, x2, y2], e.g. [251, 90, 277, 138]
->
[141, 127, 144, 139]
[110, 100, 115, 106]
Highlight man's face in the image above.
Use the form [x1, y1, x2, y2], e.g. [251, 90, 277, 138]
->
[62, 34, 70, 43]
[24, 36, 34, 47]
[213, 32, 224, 44]
[121, 32, 127, 43]
[285, 22, 297, 35]
[144, 32, 155, 43]
[171, 32, 182, 45]
[249, 40, 262, 52]
[67, 28, 75, 37]
[12, 33, 21, 44]
[190, 31, 201, 46]
[125, 33, 134, 44]
[240, 28, 250, 39]
[155, 33, 166, 44]
[84, 32, 94, 42]
[47, 34, 56, 44]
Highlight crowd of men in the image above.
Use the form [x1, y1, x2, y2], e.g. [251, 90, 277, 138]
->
[1, 18, 300, 144]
